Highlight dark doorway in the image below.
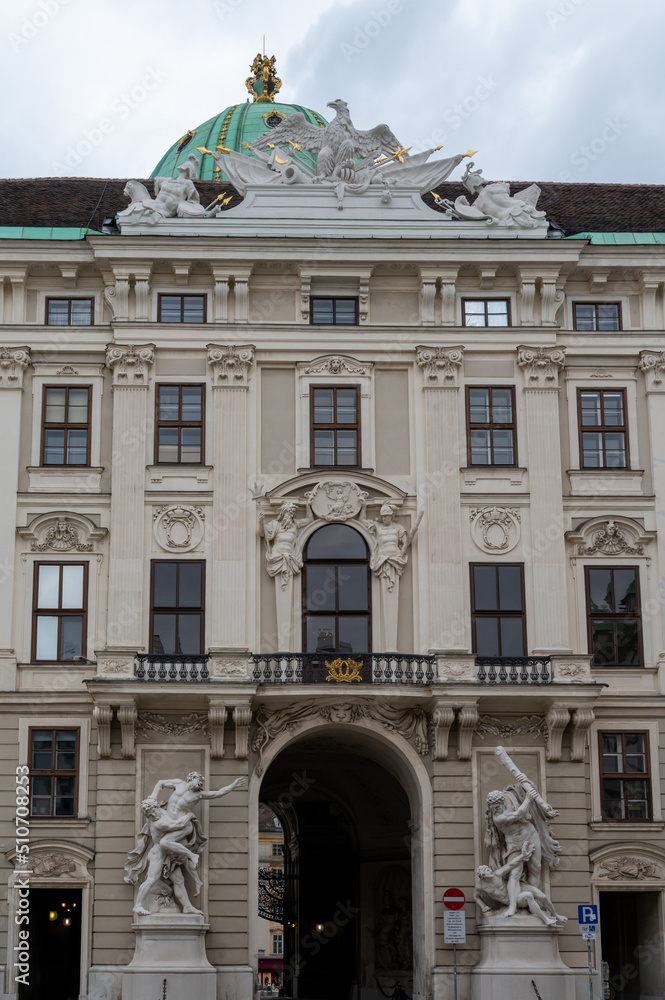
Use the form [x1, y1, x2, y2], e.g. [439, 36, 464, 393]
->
[260, 733, 412, 1000]
[18, 887, 81, 1000]
[600, 890, 663, 1000]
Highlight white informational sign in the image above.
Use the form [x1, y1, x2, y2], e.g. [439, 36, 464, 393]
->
[582, 930, 597, 941]
[444, 909, 466, 944]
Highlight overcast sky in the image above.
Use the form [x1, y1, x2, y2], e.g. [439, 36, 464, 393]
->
[0, 0, 662, 184]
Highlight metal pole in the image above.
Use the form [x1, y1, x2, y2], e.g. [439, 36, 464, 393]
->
[453, 942, 458, 1000]
[587, 939, 593, 1000]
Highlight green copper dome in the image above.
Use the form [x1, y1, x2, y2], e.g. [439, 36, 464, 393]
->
[151, 56, 328, 183]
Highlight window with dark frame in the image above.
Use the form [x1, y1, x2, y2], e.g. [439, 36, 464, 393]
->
[155, 384, 204, 464]
[157, 294, 206, 323]
[303, 524, 371, 655]
[272, 933, 283, 956]
[311, 386, 360, 466]
[150, 561, 204, 656]
[471, 564, 526, 657]
[46, 298, 93, 326]
[600, 731, 651, 820]
[574, 302, 621, 331]
[272, 843, 284, 857]
[41, 385, 91, 466]
[29, 728, 79, 817]
[578, 389, 628, 469]
[310, 297, 358, 325]
[585, 566, 642, 667]
[33, 563, 87, 662]
[467, 386, 516, 465]
[463, 299, 510, 327]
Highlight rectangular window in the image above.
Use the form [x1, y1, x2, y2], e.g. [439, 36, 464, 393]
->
[600, 731, 650, 819]
[310, 386, 360, 466]
[33, 563, 87, 662]
[471, 564, 525, 657]
[272, 843, 284, 857]
[578, 389, 628, 469]
[155, 384, 204, 464]
[272, 933, 283, 956]
[574, 302, 621, 331]
[310, 297, 358, 325]
[586, 566, 642, 667]
[46, 298, 93, 326]
[151, 561, 204, 655]
[463, 299, 510, 327]
[467, 386, 516, 465]
[28, 728, 79, 817]
[41, 385, 91, 466]
[157, 294, 206, 323]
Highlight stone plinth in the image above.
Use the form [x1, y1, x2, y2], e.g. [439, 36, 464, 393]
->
[122, 913, 216, 1000]
[470, 914, 582, 1000]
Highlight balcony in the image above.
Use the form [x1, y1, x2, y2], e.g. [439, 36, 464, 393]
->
[135, 653, 210, 682]
[252, 653, 436, 686]
[475, 656, 552, 685]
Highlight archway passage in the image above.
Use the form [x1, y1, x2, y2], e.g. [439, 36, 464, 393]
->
[260, 731, 413, 1000]
[18, 887, 81, 1000]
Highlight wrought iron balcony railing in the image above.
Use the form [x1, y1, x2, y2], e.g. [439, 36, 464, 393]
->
[252, 652, 435, 686]
[475, 656, 552, 685]
[135, 654, 210, 682]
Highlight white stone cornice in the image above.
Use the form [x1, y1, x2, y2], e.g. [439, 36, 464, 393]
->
[0, 346, 30, 388]
[207, 343, 255, 387]
[416, 345, 464, 388]
[639, 350, 665, 393]
[517, 345, 566, 389]
[105, 344, 155, 387]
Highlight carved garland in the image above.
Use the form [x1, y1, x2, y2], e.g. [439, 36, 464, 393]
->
[135, 712, 210, 739]
[475, 715, 548, 743]
[598, 857, 662, 881]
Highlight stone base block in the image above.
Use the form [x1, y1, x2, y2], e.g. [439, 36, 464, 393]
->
[470, 913, 583, 1000]
[216, 964, 255, 1000]
[122, 913, 216, 1000]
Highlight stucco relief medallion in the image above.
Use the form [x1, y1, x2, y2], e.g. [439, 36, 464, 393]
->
[32, 854, 77, 877]
[153, 504, 204, 552]
[470, 506, 521, 553]
[305, 481, 369, 521]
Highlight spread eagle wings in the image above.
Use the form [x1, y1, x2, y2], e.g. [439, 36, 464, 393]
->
[353, 123, 403, 159]
[251, 112, 328, 154]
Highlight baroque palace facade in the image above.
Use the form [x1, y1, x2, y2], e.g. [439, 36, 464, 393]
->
[1, 57, 665, 1000]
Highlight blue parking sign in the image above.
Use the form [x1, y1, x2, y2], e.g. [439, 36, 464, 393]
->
[578, 904, 598, 925]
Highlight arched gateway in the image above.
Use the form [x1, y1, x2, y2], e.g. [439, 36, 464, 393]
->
[249, 719, 435, 1000]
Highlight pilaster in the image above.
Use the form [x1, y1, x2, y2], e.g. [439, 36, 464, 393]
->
[0, 347, 30, 689]
[416, 347, 466, 651]
[639, 351, 665, 652]
[9, 272, 27, 325]
[517, 346, 570, 653]
[206, 345, 255, 649]
[105, 344, 154, 649]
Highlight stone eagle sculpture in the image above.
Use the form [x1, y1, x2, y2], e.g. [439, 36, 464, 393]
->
[251, 98, 403, 181]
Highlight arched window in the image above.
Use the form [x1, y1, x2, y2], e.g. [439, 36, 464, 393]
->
[303, 524, 371, 654]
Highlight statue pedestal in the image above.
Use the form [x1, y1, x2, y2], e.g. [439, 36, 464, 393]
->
[470, 914, 581, 999]
[121, 913, 216, 1000]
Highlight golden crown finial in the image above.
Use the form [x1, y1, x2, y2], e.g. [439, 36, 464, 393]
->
[245, 53, 282, 104]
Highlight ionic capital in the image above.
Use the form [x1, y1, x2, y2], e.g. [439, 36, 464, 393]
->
[517, 345, 566, 389]
[207, 344, 255, 388]
[105, 344, 155, 387]
[416, 345, 464, 389]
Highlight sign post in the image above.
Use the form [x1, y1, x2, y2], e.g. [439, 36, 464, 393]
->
[443, 889, 466, 1000]
[578, 905, 599, 1000]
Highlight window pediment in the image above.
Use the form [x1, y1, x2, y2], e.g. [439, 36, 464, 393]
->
[18, 512, 107, 553]
[568, 516, 654, 557]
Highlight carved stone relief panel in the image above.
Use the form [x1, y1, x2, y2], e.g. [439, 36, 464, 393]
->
[470, 506, 521, 553]
[305, 480, 369, 521]
[153, 504, 205, 552]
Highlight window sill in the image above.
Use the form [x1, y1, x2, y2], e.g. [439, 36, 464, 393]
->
[461, 466, 527, 487]
[27, 816, 91, 827]
[297, 466, 375, 475]
[568, 469, 644, 495]
[589, 821, 664, 832]
[27, 466, 103, 493]
[147, 464, 212, 486]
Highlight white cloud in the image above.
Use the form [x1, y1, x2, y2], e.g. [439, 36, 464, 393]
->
[0, 0, 662, 183]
